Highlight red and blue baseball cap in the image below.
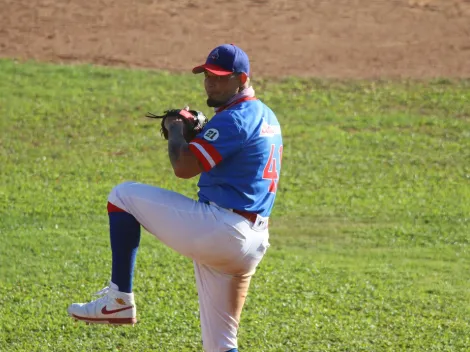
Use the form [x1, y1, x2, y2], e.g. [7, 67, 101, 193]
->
[192, 44, 250, 76]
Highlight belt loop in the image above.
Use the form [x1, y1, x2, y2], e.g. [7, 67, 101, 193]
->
[252, 214, 269, 231]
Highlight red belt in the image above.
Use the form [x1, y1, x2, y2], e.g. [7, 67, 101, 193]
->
[232, 209, 258, 224]
[204, 201, 261, 225]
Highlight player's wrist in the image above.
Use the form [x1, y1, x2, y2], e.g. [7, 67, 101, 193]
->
[167, 121, 185, 138]
[165, 117, 183, 128]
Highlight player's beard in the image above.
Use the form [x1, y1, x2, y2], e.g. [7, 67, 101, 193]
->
[206, 97, 226, 108]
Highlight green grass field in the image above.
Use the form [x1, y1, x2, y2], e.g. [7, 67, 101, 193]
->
[0, 58, 469, 351]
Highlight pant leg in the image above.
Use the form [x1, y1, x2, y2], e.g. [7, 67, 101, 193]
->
[107, 181, 262, 270]
[194, 263, 253, 352]
[193, 207, 271, 352]
[109, 181, 271, 351]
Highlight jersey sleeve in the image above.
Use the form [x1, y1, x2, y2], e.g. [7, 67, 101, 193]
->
[188, 112, 244, 172]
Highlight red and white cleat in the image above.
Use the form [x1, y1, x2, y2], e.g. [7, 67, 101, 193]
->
[67, 284, 136, 325]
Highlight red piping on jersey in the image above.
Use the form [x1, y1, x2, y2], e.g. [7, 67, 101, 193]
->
[189, 143, 212, 171]
[193, 138, 223, 163]
[189, 138, 223, 171]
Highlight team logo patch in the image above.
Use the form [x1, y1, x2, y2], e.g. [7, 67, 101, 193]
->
[203, 128, 219, 141]
[210, 49, 219, 61]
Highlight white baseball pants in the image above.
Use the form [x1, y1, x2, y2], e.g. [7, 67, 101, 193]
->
[108, 182, 270, 352]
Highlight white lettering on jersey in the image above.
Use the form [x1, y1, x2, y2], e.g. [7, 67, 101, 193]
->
[204, 128, 220, 141]
[259, 120, 281, 137]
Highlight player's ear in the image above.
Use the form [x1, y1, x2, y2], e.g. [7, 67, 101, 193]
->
[239, 73, 248, 85]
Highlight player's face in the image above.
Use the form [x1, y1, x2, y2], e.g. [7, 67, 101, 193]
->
[204, 71, 244, 107]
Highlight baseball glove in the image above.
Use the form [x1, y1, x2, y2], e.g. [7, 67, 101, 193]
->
[145, 108, 208, 142]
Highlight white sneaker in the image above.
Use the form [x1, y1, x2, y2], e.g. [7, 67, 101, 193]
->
[67, 284, 137, 325]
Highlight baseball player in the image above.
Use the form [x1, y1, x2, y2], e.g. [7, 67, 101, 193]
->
[67, 44, 283, 352]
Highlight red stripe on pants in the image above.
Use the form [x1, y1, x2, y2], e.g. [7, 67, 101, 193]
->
[107, 202, 126, 213]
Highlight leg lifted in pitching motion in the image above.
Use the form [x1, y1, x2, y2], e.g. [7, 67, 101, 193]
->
[68, 182, 269, 351]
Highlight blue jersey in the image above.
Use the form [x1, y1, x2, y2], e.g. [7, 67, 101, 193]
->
[189, 98, 283, 218]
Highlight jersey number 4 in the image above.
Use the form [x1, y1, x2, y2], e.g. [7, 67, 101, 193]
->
[263, 144, 283, 193]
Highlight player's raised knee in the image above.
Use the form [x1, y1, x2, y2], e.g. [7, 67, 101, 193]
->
[108, 181, 136, 212]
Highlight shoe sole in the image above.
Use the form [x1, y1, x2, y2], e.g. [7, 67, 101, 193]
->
[70, 314, 137, 325]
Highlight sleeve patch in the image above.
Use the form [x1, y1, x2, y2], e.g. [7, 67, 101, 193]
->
[203, 128, 220, 141]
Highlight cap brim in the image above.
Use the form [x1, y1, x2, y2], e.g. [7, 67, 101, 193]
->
[192, 64, 233, 75]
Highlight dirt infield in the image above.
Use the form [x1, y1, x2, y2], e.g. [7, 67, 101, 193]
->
[1, 0, 469, 79]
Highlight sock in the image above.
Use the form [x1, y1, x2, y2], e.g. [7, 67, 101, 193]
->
[108, 201, 141, 293]
[109, 281, 119, 291]
[225, 349, 238, 352]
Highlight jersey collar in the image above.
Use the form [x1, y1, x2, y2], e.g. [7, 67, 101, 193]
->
[215, 96, 258, 113]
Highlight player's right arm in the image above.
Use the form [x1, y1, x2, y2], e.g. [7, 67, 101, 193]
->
[166, 121, 204, 179]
